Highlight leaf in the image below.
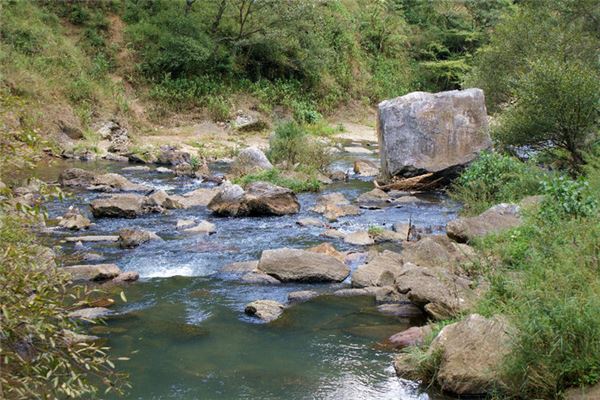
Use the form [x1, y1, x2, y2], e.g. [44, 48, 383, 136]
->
[119, 291, 127, 303]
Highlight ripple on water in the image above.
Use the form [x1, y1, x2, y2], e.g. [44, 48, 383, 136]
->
[26, 156, 457, 400]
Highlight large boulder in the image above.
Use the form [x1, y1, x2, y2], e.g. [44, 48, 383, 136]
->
[90, 194, 161, 218]
[344, 231, 375, 246]
[230, 147, 273, 176]
[378, 88, 491, 179]
[427, 314, 512, 395]
[257, 248, 350, 283]
[171, 187, 219, 208]
[208, 182, 300, 217]
[59, 168, 149, 192]
[156, 146, 191, 166]
[244, 300, 285, 322]
[389, 325, 432, 349]
[352, 250, 404, 288]
[446, 203, 522, 243]
[395, 263, 475, 320]
[183, 220, 216, 235]
[402, 235, 476, 270]
[243, 182, 300, 215]
[311, 192, 361, 221]
[306, 243, 345, 263]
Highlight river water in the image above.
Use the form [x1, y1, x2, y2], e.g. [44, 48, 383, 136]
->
[26, 145, 459, 400]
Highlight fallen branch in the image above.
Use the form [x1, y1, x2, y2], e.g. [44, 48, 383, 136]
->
[374, 172, 444, 191]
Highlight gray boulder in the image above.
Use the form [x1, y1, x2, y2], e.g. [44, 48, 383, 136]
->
[257, 248, 350, 283]
[395, 263, 476, 320]
[446, 203, 522, 243]
[353, 159, 379, 176]
[402, 235, 476, 270]
[208, 182, 300, 217]
[118, 228, 161, 248]
[59, 168, 149, 192]
[183, 220, 217, 235]
[352, 250, 404, 288]
[68, 307, 113, 321]
[230, 147, 273, 176]
[378, 88, 491, 179]
[244, 300, 285, 322]
[90, 194, 162, 218]
[428, 314, 512, 395]
[312, 192, 361, 221]
[156, 146, 191, 166]
[171, 187, 219, 208]
[389, 325, 432, 349]
[288, 290, 319, 304]
[62, 264, 121, 282]
[344, 231, 374, 246]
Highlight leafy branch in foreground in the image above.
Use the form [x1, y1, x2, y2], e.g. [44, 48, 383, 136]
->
[0, 202, 129, 399]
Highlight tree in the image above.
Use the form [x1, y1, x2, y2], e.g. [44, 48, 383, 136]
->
[466, 0, 599, 110]
[494, 59, 600, 171]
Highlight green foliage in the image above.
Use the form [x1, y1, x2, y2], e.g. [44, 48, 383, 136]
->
[120, 0, 510, 113]
[466, 0, 599, 110]
[493, 59, 600, 171]
[470, 156, 600, 398]
[450, 152, 544, 215]
[0, 206, 128, 398]
[233, 168, 321, 193]
[539, 177, 597, 221]
[367, 225, 385, 236]
[267, 121, 333, 173]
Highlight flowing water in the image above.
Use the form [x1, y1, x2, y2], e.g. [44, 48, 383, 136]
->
[24, 145, 459, 400]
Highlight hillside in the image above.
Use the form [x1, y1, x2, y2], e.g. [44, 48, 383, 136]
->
[0, 0, 510, 171]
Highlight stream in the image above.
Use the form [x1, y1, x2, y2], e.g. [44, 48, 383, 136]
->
[25, 144, 459, 400]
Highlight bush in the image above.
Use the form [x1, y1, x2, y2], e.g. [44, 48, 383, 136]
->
[539, 176, 597, 221]
[450, 152, 544, 215]
[267, 121, 333, 173]
[233, 168, 321, 193]
[493, 59, 600, 171]
[0, 206, 128, 398]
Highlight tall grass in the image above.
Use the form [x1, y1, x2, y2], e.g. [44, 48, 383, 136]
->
[458, 154, 600, 398]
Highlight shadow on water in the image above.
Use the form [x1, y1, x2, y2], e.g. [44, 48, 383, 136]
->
[21, 150, 458, 399]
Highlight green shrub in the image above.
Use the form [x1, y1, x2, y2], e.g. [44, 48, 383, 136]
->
[233, 168, 321, 193]
[493, 59, 600, 171]
[291, 101, 322, 124]
[450, 152, 544, 215]
[367, 225, 384, 236]
[0, 206, 128, 398]
[267, 121, 333, 173]
[539, 176, 597, 220]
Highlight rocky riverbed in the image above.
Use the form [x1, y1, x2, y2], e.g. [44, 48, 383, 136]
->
[7, 140, 468, 399]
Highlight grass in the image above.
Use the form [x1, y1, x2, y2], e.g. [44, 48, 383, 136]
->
[443, 152, 600, 398]
[449, 152, 545, 216]
[367, 225, 385, 236]
[233, 168, 321, 193]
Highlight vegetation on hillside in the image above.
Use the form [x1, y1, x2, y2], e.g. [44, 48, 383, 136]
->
[0, 0, 513, 170]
